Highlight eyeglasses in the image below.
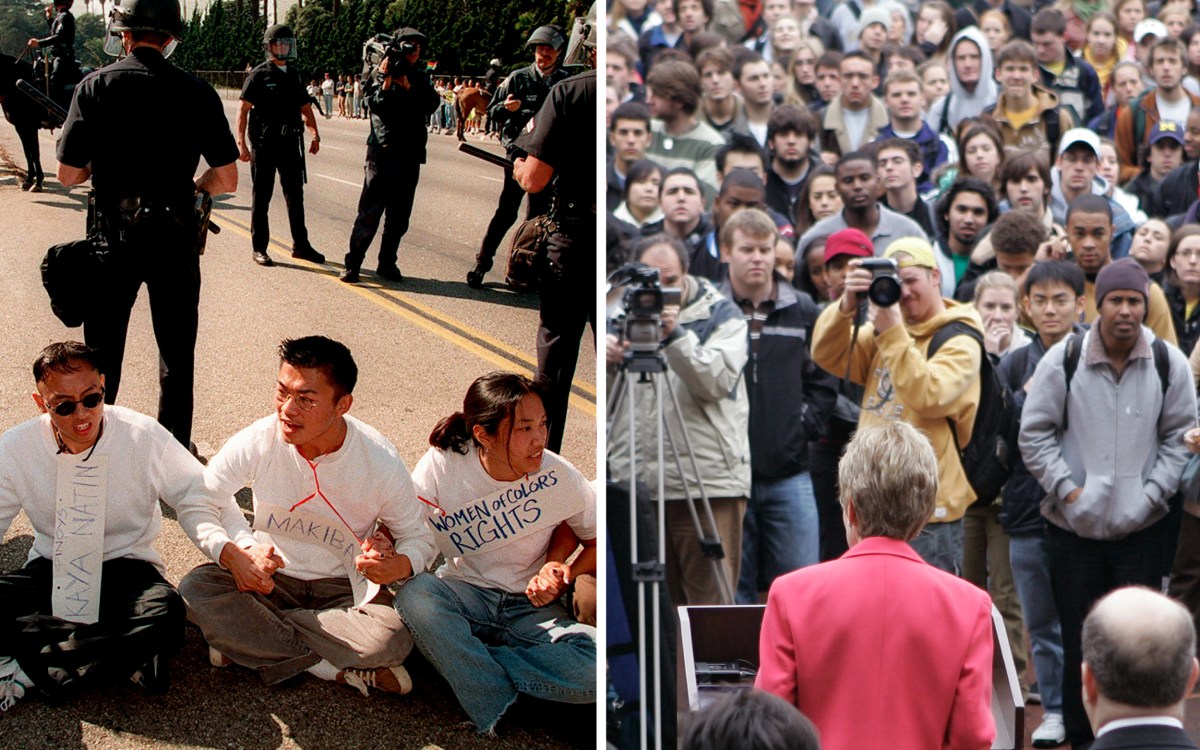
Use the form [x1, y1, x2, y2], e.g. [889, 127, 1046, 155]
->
[50, 389, 104, 417]
[275, 386, 318, 412]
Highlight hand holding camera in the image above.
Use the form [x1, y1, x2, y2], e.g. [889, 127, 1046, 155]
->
[839, 258, 903, 332]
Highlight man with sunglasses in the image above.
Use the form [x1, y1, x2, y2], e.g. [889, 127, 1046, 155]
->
[0, 341, 214, 708]
[178, 336, 435, 697]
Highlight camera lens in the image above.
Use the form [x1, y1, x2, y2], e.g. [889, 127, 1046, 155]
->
[868, 276, 901, 307]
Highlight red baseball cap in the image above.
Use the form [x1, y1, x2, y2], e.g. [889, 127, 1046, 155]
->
[823, 228, 874, 263]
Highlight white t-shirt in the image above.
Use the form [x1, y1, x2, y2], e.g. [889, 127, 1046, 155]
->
[1157, 94, 1192, 129]
[412, 445, 595, 594]
[843, 106, 870, 151]
[321, 78, 334, 96]
[191, 415, 435, 582]
[0, 405, 209, 574]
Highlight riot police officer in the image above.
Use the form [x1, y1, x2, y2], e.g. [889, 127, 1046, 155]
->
[239, 24, 325, 267]
[512, 13, 596, 454]
[27, 0, 78, 105]
[466, 25, 569, 289]
[340, 27, 439, 284]
[55, 0, 239, 448]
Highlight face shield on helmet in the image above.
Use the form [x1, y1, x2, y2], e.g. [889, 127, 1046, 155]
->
[104, 0, 182, 59]
[562, 2, 597, 68]
[263, 24, 297, 61]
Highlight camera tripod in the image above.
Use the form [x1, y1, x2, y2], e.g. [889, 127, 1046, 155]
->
[607, 345, 736, 750]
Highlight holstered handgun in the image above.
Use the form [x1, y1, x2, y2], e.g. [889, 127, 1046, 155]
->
[195, 190, 214, 255]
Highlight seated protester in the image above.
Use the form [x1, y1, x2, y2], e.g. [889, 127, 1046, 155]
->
[0, 342, 211, 707]
[718, 210, 838, 603]
[1031, 8, 1104, 126]
[1097, 137, 1151, 225]
[1149, 106, 1200, 219]
[1115, 37, 1200, 184]
[394, 373, 596, 734]
[645, 59, 726, 204]
[996, 261, 1087, 749]
[1125, 121, 1188, 217]
[819, 52, 890, 161]
[792, 164, 842, 238]
[764, 105, 822, 221]
[810, 51, 844, 118]
[715, 139, 797, 238]
[875, 71, 950, 189]
[1087, 61, 1144, 139]
[985, 40, 1074, 156]
[1063, 194, 1179, 345]
[607, 102, 654, 212]
[956, 208, 1046, 304]
[756, 420, 995, 750]
[1050, 128, 1137, 260]
[796, 150, 926, 262]
[928, 28, 998, 136]
[643, 168, 714, 266]
[179, 337, 435, 696]
[935, 177, 1000, 297]
[876, 138, 938, 237]
[1130, 217, 1172, 285]
[611, 159, 666, 231]
[696, 47, 747, 136]
[1164, 225, 1200, 356]
[730, 52, 777, 150]
[692, 170, 773, 282]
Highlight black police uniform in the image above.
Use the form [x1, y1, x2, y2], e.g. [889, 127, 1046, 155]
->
[35, 6, 77, 102]
[472, 63, 570, 278]
[56, 46, 239, 447]
[515, 69, 596, 454]
[242, 59, 317, 259]
[343, 61, 439, 279]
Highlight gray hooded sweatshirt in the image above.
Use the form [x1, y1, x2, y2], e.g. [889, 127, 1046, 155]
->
[927, 27, 997, 135]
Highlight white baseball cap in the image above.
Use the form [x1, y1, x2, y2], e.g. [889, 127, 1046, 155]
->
[1058, 128, 1101, 158]
[1135, 18, 1168, 43]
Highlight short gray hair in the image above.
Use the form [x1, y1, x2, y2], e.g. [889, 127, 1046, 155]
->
[837, 421, 938, 540]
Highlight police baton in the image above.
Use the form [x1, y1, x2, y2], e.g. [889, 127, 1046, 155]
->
[457, 143, 512, 171]
[16, 79, 67, 127]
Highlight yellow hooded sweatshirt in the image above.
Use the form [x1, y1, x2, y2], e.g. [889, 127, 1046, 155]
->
[812, 298, 984, 523]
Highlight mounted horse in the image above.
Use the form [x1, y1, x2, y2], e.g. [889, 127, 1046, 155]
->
[0, 51, 79, 192]
[454, 85, 490, 141]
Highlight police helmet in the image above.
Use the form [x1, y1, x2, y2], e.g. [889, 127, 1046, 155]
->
[525, 25, 566, 52]
[263, 23, 297, 61]
[108, 0, 184, 38]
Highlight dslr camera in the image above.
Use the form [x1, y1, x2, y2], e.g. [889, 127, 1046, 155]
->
[858, 258, 902, 307]
[608, 263, 682, 359]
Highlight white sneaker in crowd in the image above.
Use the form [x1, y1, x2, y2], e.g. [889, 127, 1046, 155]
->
[1031, 712, 1067, 748]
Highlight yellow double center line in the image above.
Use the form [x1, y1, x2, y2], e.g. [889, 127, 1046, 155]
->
[212, 209, 595, 417]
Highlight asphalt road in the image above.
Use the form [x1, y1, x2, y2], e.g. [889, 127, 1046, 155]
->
[0, 94, 599, 750]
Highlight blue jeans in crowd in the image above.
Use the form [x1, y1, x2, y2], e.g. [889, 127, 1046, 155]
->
[1009, 532, 1064, 714]
[909, 518, 964, 575]
[736, 471, 819, 603]
[393, 573, 596, 732]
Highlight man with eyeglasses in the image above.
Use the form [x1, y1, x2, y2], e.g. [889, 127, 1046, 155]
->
[178, 336, 435, 697]
[0, 341, 214, 708]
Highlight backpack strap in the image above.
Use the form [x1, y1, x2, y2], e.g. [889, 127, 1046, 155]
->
[937, 90, 953, 137]
[1152, 336, 1171, 404]
[1042, 106, 1061, 156]
[927, 321, 983, 451]
[1061, 333, 1082, 432]
[1133, 93, 1148, 167]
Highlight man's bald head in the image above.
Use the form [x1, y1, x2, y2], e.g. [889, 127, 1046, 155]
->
[1082, 587, 1197, 709]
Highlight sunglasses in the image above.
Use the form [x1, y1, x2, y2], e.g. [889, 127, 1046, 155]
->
[49, 389, 105, 417]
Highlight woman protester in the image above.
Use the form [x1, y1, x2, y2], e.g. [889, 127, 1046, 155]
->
[393, 373, 596, 734]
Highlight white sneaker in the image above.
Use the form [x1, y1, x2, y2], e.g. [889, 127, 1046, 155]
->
[0, 657, 33, 712]
[1031, 713, 1066, 747]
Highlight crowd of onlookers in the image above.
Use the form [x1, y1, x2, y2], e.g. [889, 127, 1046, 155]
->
[604, 0, 1200, 747]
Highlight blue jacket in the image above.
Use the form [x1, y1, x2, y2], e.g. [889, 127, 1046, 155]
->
[875, 122, 948, 193]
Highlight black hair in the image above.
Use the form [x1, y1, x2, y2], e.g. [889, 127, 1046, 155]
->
[632, 232, 691, 274]
[719, 168, 766, 196]
[835, 148, 877, 173]
[1023, 259, 1086, 297]
[609, 101, 652, 132]
[429, 371, 548, 455]
[662, 166, 703, 197]
[716, 140, 768, 175]
[278, 336, 358, 397]
[936, 176, 1000, 241]
[682, 690, 821, 750]
[624, 159, 664, 200]
[33, 341, 102, 383]
[1066, 193, 1113, 224]
[793, 164, 838, 236]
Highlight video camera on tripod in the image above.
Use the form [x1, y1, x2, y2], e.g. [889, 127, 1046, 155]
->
[608, 263, 681, 369]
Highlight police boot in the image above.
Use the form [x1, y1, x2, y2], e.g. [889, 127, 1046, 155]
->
[339, 267, 360, 283]
[291, 246, 326, 264]
[467, 258, 492, 289]
[253, 250, 274, 267]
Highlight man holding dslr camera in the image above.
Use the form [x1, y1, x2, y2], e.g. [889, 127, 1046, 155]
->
[811, 233, 984, 573]
[341, 27, 439, 284]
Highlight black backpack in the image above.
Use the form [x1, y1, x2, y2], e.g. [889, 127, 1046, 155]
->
[927, 321, 1014, 507]
[1060, 332, 1170, 431]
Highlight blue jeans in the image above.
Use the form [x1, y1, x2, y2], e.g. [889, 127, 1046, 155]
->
[737, 471, 819, 603]
[393, 573, 596, 732]
[909, 519, 964, 575]
[1009, 532, 1063, 714]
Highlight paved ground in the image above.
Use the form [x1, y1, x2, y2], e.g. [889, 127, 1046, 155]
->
[0, 94, 599, 749]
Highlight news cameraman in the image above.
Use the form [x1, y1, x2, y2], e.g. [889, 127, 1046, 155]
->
[810, 235, 984, 574]
[606, 234, 751, 606]
[340, 27, 439, 284]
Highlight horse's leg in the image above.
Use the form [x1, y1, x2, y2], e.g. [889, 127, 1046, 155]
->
[17, 123, 40, 191]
